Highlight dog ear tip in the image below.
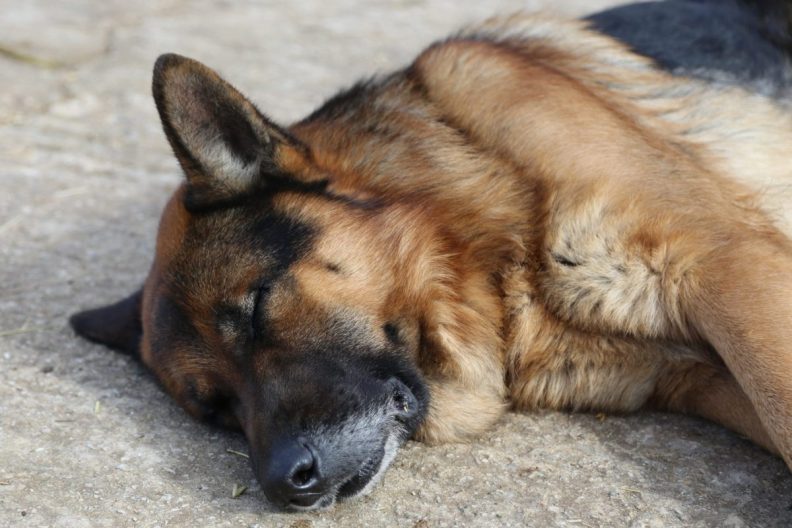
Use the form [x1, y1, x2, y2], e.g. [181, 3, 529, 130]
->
[154, 53, 187, 73]
[152, 53, 198, 95]
[68, 307, 105, 342]
[69, 308, 141, 357]
[69, 309, 90, 334]
[68, 290, 144, 355]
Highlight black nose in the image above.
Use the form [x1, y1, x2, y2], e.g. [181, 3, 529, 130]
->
[260, 439, 325, 508]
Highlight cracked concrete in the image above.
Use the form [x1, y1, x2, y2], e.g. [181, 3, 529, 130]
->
[2, 1, 792, 526]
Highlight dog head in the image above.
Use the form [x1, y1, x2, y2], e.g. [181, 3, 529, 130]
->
[70, 54, 433, 510]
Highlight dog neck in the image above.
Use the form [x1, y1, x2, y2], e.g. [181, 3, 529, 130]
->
[292, 72, 538, 278]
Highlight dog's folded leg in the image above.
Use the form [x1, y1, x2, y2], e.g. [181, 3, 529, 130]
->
[658, 362, 777, 454]
[685, 236, 792, 466]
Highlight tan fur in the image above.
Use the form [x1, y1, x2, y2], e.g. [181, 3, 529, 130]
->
[272, 194, 509, 443]
[286, 15, 792, 462]
[130, 14, 792, 474]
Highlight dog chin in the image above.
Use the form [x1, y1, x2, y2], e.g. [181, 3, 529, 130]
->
[285, 431, 403, 512]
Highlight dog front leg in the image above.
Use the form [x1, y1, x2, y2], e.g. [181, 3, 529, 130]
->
[685, 235, 792, 467]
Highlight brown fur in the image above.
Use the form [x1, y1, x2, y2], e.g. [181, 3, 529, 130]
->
[287, 15, 792, 457]
[72, 12, 792, 501]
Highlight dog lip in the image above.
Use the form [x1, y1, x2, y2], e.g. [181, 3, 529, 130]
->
[285, 493, 336, 512]
[336, 449, 383, 499]
[336, 464, 374, 499]
[278, 444, 385, 509]
[287, 491, 325, 509]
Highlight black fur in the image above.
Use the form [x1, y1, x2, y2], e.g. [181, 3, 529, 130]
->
[69, 289, 143, 355]
[181, 174, 327, 214]
[587, 0, 792, 90]
[148, 293, 200, 359]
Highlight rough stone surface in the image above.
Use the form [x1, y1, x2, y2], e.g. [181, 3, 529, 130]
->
[2, 1, 791, 526]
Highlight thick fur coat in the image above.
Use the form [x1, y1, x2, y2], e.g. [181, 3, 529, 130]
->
[71, 0, 792, 509]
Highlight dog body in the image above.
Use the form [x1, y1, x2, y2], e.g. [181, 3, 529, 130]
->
[72, 0, 792, 510]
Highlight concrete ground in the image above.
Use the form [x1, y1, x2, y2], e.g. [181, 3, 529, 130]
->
[2, 1, 792, 526]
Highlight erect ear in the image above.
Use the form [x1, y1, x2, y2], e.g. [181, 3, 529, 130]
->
[152, 53, 307, 208]
[69, 289, 143, 357]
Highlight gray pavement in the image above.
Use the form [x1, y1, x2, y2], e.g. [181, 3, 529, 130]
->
[2, 1, 791, 526]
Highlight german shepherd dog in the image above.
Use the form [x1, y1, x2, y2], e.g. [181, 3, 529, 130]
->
[71, 0, 792, 511]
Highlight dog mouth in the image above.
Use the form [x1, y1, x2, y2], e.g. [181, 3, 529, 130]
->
[256, 374, 424, 511]
[282, 379, 415, 511]
[338, 453, 383, 498]
[282, 431, 400, 511]
[338, 431, 400, 499]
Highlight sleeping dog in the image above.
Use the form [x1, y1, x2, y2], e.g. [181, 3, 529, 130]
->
[72, 0, 792, 510]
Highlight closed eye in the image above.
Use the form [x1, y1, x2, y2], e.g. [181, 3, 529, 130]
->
[383, 322, 401, 345]
[250, 283, 272, 338]
[194, 391, 241, 429]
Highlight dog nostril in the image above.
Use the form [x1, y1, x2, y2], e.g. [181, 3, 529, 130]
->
[285, 444, 319, 490]
[261, 439, 325, 507]
[290, 462, 316, 488]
